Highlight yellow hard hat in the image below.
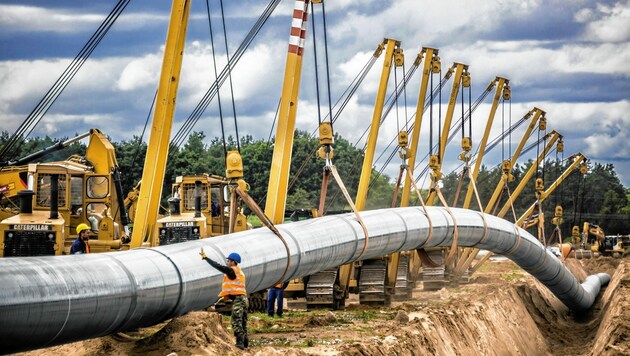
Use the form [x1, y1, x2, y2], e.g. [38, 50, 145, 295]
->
[76, 223, 91, 234]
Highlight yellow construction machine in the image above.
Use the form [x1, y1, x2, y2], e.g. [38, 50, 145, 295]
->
[0, 129, 132, 256]
[155, 174, 250, 245]
[1, 0, 193, 255]
[583, 222, 607, 255]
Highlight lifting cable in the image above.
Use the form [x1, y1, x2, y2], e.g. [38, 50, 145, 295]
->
[549, 147, 566, 249]
[433, 104, 530, 180]
[206, 0, 241, 155]
[451, 74, 473, 207]
[0, 0, 130, 162]
[412, 81, 494, 185]
[363, 65, 447, 193]
[321, 0, 333, 127]
[311, 5, 369, 259]
[218, 0, 241, 153]
[323, 59, 419, 210]
[205, 0, 228, 157]
[169, 0, 281, 153]
[576, 164, 587, 230]
[262, 50, 379, 209]
[353, 63, 419, 149]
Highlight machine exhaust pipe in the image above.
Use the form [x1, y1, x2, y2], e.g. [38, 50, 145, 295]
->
[49, 174, 59, 219]
[194, 180, 202, 218]
[0, 207, 611, 353]
[168, 197, 181, 216]
[18, 190, 35, 214]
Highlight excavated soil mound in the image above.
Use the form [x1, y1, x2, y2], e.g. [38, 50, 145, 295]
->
[591, 260, 630, 355]
[129, 311, 235, 355]
[15, 311, 238, 356]
[338, 282, 550, 355]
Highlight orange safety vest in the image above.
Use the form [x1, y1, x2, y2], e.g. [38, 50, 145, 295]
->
[218, 265, 247, 297]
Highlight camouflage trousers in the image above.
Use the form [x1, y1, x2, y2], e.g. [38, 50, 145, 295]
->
[231, 294, 249, 336]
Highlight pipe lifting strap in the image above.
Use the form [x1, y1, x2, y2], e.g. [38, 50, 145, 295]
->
[234, 186, 291, 287]
[434, 184, 459, 266]
[405, 167, 433, 247]
[454, 168, 490, 275]
[329, 164, 370, 260]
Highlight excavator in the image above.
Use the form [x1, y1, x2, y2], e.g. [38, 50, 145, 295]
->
[581, 222, 624, 257]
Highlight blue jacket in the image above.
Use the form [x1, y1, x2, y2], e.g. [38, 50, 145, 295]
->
[70, 237, 88, 254]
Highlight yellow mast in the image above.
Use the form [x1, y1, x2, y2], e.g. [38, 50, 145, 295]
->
[426, 63, 469, 205]
[400, 47, 439, 207]
[354, 38, 403, 210]
[516, 153, 586, 225]
[131, 0, 191, 248]
[462, 77, 510, 208]
[496, 131, 562, 218]
[484, 108, 546, 213]
[264, 0, 313, 225]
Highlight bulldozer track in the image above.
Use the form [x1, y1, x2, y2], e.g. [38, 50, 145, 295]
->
[306, 268, 344, 310]
[359, 259, 391, 306]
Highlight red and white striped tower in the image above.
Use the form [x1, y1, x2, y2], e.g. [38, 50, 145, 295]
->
[264, 0, 314, 224]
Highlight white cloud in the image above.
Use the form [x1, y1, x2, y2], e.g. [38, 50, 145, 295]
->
[117, 54, 162, 91]
[0, 5, 104, 33]
[583, 1, 630, 42]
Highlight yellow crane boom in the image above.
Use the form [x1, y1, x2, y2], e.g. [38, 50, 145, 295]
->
[462, 77, 510, 208]
[130, 0, 191, 248]
[516, 153, 586, 225]
[400, 47, 439, 207]
[426, 63, 469, 205]
[496, 130, 562, 219]
[264, 0, 312, 225]
[355, 38, 403, 211]
[485, 107, 546, 213]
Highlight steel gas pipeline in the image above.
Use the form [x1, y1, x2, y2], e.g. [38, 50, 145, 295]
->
[0, 207, 610, 353]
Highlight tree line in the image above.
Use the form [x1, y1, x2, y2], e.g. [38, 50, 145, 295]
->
[2, 129, 629, 238]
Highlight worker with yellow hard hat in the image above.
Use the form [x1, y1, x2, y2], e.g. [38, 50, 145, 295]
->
[70, 223, 91, 254]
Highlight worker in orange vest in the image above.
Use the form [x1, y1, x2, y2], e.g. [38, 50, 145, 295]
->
[200, 247, 249, 350]
[70, 223, 91, 254]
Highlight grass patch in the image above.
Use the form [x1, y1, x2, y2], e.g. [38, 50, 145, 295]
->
[475, 262, 494, 273]
[343, 309, 378, 322]
[250, 325, 295, 333]
[500, 272, 523, 282]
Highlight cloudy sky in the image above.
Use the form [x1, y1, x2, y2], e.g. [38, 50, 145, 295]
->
[1, 0, 629, 188]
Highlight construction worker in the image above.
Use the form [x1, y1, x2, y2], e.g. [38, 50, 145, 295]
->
[200, 247, 248, 350]
[70, 223, 91, 254]
[266, 281, 289, 317]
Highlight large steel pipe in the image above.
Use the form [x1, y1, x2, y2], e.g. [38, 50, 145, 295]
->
[0, 207, 610, 353]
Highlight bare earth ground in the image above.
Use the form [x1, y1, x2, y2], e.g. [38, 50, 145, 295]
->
[15, 256, 629, 355]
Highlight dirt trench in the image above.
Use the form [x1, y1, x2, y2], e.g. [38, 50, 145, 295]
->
[14, 257, 629, 355]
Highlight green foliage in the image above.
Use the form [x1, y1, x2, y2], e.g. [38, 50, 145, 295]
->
[2, 129, 629, 235]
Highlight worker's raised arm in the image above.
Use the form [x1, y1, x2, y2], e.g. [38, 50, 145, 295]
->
[200, 248, 237, 279]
